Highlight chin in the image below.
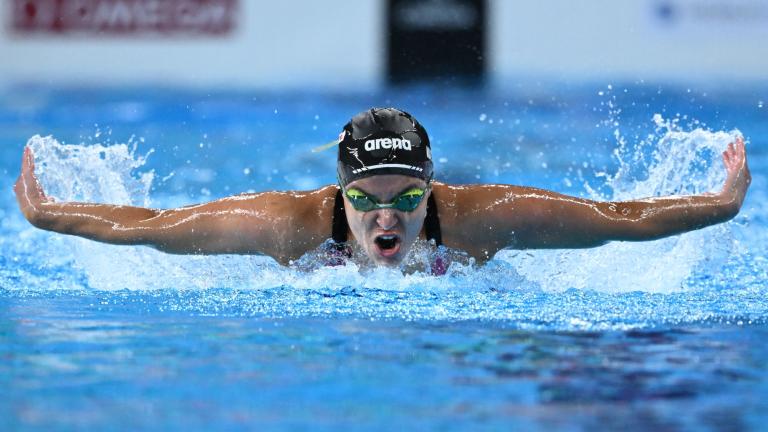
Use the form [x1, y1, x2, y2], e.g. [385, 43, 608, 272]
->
[367, 245, 407, 267]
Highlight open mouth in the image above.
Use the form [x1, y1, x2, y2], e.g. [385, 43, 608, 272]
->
[374, 234, 401, 257]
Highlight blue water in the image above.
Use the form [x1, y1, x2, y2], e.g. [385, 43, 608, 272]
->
[1, 83, 767, 431]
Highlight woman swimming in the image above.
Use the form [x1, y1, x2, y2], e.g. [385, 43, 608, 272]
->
[15, 108, 751, 268]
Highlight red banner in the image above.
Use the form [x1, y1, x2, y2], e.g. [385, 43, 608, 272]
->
[12, 0, 237, 35]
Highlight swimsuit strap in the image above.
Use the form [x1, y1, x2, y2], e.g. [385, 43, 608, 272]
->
[424, 193, 442, 246]
[332, 188, 349, 243]
[330, 188, 442, 246]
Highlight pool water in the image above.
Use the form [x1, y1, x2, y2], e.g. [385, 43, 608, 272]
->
[1, 83, 767, 430]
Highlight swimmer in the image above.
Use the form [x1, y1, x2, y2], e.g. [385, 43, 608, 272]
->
[14, 108, 751, 270]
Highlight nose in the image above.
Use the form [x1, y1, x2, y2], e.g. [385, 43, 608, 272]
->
[375, 209, 398, 231]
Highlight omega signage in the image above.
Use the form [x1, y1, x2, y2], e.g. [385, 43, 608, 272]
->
[11, 0, 237, 35]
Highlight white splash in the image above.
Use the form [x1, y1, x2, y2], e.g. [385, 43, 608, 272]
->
[25, 135, 275, 291]
[29, 135, 154, 207]
[499, 116, 738, 293]
[23, 122, 739, 293]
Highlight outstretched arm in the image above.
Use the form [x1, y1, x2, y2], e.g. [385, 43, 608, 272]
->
[442, 136, 751, 258]
[14, 147, 335, 264]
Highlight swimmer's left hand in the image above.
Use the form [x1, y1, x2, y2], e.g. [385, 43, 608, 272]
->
[717, 135, 751, 216]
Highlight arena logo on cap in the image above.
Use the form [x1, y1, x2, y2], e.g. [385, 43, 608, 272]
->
[364, 138, 412, 151]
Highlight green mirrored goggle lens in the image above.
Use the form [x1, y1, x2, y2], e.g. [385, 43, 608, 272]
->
[345, 187, 427, 212]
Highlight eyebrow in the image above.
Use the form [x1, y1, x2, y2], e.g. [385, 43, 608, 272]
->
[352, 184, 423, 202]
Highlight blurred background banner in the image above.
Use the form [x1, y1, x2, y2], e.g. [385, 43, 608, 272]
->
[1, 0, 767, 87]
[387, 0, 486, 85]
[11, 0, 237, 35]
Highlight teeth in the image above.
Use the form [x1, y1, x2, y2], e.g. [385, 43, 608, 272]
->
[379, 235, 397, 240]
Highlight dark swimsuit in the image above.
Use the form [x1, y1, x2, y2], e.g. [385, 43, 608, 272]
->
[328, 189, 447, 275]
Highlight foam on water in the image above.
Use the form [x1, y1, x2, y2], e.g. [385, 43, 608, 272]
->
[13, 121, 760, 327]
[505, 115, 738, 293]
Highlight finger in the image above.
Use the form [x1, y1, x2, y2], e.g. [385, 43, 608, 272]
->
[21, 147, 30, 172]
[22, 150, 35, 184]
[730, 142, 739, 161]
[723, 156, 734, 173]
[21, 148, 46, 199]
[727, 150, 739, 170]
[26, 146, 36, 171]
[731, 140, 744, 164]
[723, 149, 732, 165]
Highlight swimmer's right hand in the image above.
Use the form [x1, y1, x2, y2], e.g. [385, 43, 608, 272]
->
[14, 146, 54, 226]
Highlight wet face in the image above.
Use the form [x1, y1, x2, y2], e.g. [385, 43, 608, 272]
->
[342, 174, 430, 267]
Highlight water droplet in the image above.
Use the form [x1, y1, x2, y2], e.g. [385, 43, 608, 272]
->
[243, 168, 251, 175]
[598, 91, 604, 96]
[759, 101, 764, 108]
[478, 113, 487, 122]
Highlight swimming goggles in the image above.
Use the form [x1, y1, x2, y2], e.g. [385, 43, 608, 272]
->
[342, 185, 429, 212]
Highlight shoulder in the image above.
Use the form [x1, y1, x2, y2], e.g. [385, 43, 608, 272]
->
[430, 182, 536, 260]
[431, 182, 530, 214]
[234, 185, 339, 262]
[213, 185, 338, 237]
[230, 185, 338, 213]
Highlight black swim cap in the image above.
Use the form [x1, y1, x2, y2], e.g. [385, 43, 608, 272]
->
[337, 108, 433, 186]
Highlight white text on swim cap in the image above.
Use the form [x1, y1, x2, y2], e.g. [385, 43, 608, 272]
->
[364, 138, 412, 151]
